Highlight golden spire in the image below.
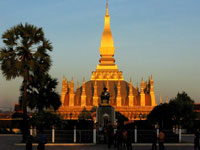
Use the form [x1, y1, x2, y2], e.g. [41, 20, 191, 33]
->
[100, 0, 115, 59]
[70, 77, 74, 94]
[141, 78, 144, 94]
[62, 76, 68, 92]
[106, 0, 109, 16]
[82, 78, 86, 96]
[160, 95, 163, 104]
[94, 80, 98, 97]
[76, 82, 79, 90]
[136, 82, 139, 91]
[129, 78, 133, 96]
[166, 96, 169, 104]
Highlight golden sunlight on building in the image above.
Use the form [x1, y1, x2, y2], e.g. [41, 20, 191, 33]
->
[58, 1, 157, 121]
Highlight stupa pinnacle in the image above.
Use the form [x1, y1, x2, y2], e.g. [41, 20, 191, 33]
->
[91, 0, 123, 81]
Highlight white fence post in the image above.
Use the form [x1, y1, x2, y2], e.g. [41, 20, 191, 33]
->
[52, 126, 55, 143]
[134, 126, 137, 143]
[156, 128, 159, 137]
[33, 126, 37, 137]
[93, 129, 96, 144]
[29, 126, 33, 136]
[179, 125, 182, 143]
[74, 126, 76, 143]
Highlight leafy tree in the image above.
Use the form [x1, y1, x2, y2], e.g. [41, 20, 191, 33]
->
[30, 111, 65, 129]
[0, 23, 52, 141]
[78, 107, 93, 120]
[169, 92, 196, 129]
[19, 74, 61, 112]
[148, 92, 196, 130]
[147, 103, 173, 129]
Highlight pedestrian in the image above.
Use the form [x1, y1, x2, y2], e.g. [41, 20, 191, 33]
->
[126, 130, 132, 150]
[152, 130, 157, 150]
[194, 129, 200, 150]
[115, 128, 123, 150]
[26, 134, 33, 150]
[107, 121, 114, 148]
[158, 129, 165, 150]
[37, 128, 47, 150]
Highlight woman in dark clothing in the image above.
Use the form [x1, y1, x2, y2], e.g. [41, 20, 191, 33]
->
[194, 130, 200, 150]
[37, 129, 47, 150]
[126, 130, 132, 150]
[152, 130, 157, 150]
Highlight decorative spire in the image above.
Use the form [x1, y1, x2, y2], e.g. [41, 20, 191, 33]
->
[136, 82, 139, 91]
[76, 82, 79, 90]
[141, 78, 144, 94]
[94, 80, 98, 96]
[129, 78, 133, 96]
[117, 79, 121, 97]
[106, 0, 109, 16]
[99, 0, 114, 60]
[82, 78, 86, 96]
[106, 79, 109, 91]
[166, 96, 169, 104]
[70, 77, 74, 94]
[81, 77, 86, 107]
[93, 79, 98, 106]
[62, 76, 68, 92]
[160, 95, 162, 104]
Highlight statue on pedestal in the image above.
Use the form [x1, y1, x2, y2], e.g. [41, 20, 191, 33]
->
[101, 87, 110, 105]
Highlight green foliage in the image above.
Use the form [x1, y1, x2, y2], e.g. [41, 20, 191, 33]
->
[0, 23, 53, 140]
[0, 23, 52, 81]
[19, 74, 61, 112]
[30, 111, 65, 129]
[78, 107, 93, 120]
[148, 91, 196, 129]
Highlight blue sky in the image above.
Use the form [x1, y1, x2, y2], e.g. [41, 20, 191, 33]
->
[0, 0, 200, 109]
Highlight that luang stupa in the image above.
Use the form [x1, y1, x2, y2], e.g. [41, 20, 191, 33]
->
[58, 1, 157, 121]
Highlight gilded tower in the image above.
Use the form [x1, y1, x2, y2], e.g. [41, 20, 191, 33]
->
[59, 1, 157, 121]
[91, 0, 123, 81]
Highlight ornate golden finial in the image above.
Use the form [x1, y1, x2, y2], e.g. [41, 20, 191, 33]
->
[151, 74, 153, 81]
[82, 78, 86, 95]
[141, 77, 144, 86]
[106, 0, 109, 15]
[160, 95, 162, 104]
[70, 77, 74, 94]
[130, 78, 132, 83]
[166, 96, 169, 104]
[77, 82, 79, 90]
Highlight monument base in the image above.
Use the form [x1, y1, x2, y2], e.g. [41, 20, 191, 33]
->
[96, 105, 115, 128]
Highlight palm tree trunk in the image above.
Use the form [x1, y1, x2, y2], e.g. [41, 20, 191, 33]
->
[22, 78, 28, 142]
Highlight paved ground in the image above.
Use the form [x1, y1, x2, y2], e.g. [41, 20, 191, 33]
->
[0, 134, 195, 150]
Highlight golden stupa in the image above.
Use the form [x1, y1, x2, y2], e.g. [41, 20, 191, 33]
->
[58, 1, 157, 121]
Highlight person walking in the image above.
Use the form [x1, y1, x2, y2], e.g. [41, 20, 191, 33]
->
[126, 130, 132, 150]
[152, 130, 157, 150]
[107, 121, 114, 149]
[194, 130, 200, 150]
[37, 128, 47, 150]
[26, 134, 33, 150]
[158, 129, 165, 150]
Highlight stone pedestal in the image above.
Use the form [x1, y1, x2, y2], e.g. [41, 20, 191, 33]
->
[96, 105, 115, 128]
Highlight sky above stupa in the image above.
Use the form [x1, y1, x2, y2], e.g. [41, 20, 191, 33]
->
[0, 0, 200, 110]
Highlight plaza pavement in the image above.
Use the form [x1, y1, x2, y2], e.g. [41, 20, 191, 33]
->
[0, 134, 195, 150]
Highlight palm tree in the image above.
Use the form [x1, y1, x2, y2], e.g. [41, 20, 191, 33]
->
[0, 23, 52, 141]
[19, 74, 61, 112]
